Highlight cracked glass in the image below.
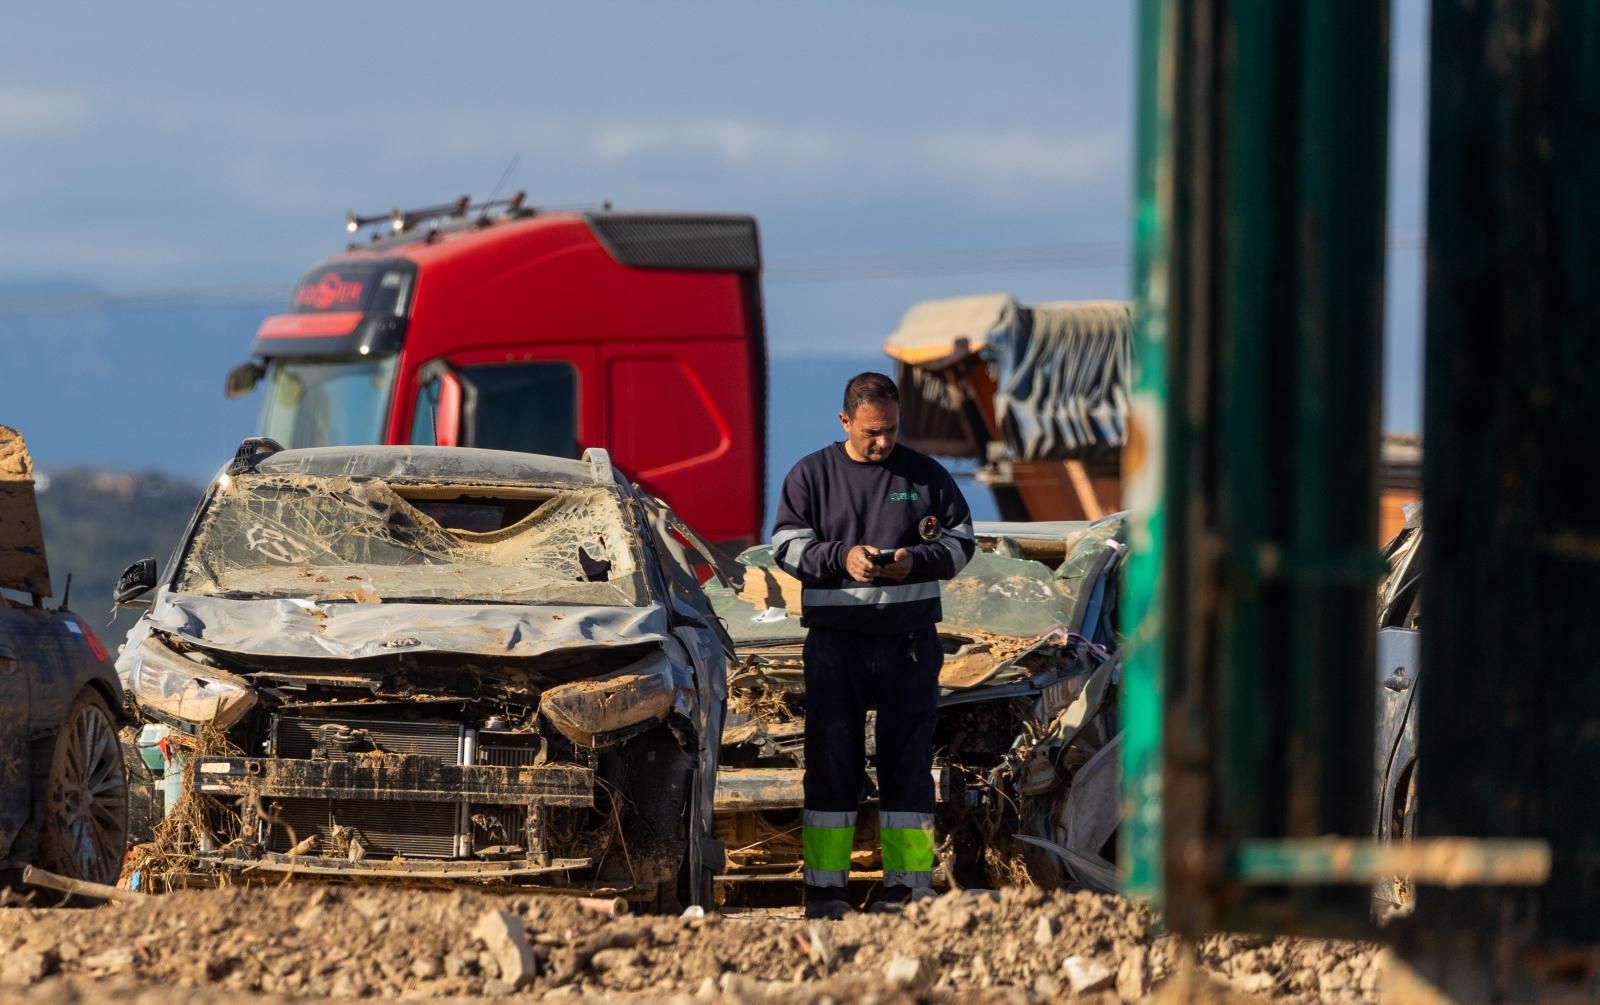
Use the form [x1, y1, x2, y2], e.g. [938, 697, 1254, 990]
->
[177, 474, 645, 607]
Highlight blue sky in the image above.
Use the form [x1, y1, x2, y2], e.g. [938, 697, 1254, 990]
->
[1, 1, 1428, 475]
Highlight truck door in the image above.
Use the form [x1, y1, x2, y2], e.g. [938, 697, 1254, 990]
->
[0, 614, 34, 859]
[405, 345, 600, 458]
[602, 343, 755, 548]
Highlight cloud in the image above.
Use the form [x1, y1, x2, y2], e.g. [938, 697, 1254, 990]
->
[591, 120, 840, 166]
[919, 129, 1125, 194]
[579, 115, 1124, 203]
[0, 89, 91, 138]
[180, 101, 1124, 224]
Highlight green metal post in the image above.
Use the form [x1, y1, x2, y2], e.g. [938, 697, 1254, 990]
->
[1132, 0, 1392, 935]
[1395, 0, 1600, 989]
[1122, 0, 1173, 907]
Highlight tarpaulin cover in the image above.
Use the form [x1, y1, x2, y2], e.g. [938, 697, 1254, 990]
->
[993, 301, 1132, 462]
[881, 297, 1133, 463]
[883, 294, 1016, 367]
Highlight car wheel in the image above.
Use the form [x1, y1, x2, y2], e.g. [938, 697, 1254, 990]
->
[39, 690, 128, 887]
[649, 796, 715, 915]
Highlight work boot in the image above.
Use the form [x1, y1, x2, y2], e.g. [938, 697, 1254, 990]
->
[803, 898, 853, 920]
[869, 884, 937, 913]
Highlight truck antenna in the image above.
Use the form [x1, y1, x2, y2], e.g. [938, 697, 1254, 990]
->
[487, 154, 521, 206]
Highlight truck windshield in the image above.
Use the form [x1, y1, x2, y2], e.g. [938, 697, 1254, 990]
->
[257, 357, 396, 449]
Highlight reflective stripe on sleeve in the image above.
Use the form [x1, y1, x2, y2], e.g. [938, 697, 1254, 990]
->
[939, 534, 970, 574]
[771, 528, 817, 572]
[940, 520, 975, 575]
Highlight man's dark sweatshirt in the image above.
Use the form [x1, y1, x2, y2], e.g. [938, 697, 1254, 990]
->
[771, 442, 975, 635]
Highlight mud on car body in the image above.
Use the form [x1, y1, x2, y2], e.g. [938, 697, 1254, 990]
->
[0, 425, 130, 891]
[703, 515, 1128, 898]
[115, 439, 730, 906]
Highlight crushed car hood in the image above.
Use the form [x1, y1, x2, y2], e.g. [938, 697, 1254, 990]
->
[125, 590, 673, 663]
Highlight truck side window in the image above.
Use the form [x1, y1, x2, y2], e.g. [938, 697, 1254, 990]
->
[460, 362, 578, 457]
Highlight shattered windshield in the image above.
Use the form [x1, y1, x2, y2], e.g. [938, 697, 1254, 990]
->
[176, 474, 645, 607]
[257, 356, 397, 448]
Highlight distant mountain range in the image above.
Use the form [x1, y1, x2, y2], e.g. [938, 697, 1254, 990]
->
[30, 468, 201, 643]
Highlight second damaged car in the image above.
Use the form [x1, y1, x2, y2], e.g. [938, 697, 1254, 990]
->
[114, 439, 729, 907]
[704, 516, 1128, 899]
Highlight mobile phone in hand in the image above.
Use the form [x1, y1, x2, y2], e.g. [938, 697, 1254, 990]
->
[867, 551, 895, 566]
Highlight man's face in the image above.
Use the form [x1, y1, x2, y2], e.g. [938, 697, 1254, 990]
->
[839, 400, 900, 463]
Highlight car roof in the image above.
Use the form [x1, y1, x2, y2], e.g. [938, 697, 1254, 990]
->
[252, 445, 601, 485]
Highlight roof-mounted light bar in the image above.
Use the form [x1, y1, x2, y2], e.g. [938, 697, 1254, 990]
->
[343, 192, 530, 238]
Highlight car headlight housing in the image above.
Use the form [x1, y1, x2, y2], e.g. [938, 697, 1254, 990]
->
[128, 636, 256, 730]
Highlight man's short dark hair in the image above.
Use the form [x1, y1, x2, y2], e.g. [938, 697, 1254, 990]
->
[842, 372, 899, 416]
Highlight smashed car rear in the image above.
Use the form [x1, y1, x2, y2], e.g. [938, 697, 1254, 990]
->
[117, 444, 727, 903]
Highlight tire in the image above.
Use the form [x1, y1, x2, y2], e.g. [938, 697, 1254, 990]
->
[38, 690, 128, 888]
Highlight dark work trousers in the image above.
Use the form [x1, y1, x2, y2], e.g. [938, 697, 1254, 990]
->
[801, 622, 942, 905]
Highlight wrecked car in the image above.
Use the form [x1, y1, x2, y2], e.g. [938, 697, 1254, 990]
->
[114, 439, 730, 907]
[0, 425, 129, 890]
[702, 515, 1127, 899]
[1373, 502, 1421, 920]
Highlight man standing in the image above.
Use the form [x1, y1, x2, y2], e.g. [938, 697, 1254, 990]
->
[771, 372, 975, 918]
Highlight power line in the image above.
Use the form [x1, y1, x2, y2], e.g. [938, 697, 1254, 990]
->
[0, 233, 1425, 313]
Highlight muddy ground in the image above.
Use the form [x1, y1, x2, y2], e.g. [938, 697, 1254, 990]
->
[0, 883, 1383, 1003]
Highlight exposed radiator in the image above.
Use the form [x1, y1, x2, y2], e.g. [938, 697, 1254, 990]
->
[272, 717, 465, 762]
[264, 719, 558, 859]
[476, 734, 543, 767]
[269, 797, 460, 857]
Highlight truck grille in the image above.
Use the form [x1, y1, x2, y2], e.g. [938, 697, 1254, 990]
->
[272, 718, 464, 762]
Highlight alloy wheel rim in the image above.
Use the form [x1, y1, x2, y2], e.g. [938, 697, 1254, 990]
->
[59, 705, 127, 882]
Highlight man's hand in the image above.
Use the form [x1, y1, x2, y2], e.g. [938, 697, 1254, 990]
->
[874, 548, 914, 583]
[845, 544, 880, 583]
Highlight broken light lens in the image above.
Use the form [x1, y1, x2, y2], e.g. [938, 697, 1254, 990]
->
[128, 636, 257, 730]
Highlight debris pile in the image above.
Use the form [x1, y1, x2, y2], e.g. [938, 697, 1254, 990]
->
[0, 883, 1384, 1002]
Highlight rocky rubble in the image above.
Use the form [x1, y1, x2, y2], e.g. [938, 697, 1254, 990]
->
[0, 883, 1383, 1003]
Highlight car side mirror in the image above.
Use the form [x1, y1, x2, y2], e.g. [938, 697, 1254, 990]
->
[224, 361, 265, 399]
[114, 558, 158, 609]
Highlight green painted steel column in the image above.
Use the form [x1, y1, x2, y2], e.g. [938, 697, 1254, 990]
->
[1130, 0, 1392, 935]
[1122, 0, 1174, 906]
[1396, 0, 1600, 984]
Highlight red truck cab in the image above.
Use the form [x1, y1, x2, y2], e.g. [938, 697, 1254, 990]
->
[227, 200, 766, 548]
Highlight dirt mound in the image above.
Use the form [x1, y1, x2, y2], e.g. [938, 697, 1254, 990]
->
[0, 884, 1382, 1002]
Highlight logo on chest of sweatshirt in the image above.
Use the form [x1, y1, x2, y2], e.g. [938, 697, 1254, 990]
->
[889, 490, 920, 502]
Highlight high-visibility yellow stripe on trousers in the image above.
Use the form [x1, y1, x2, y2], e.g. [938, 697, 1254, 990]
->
[879, 810, 935, 890]
[802, 809, 856, 889]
